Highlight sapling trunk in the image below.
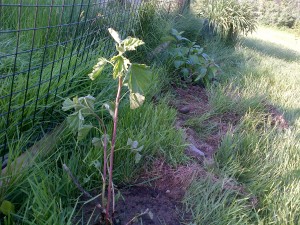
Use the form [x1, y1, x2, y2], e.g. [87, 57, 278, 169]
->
[106, 76, 123, 221]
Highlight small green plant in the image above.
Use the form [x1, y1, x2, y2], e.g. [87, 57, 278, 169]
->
[167, 28, 221, 86]
[62, 28, 152, 224]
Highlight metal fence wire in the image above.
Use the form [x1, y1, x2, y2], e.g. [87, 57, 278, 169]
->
[0, 0, 190, 159]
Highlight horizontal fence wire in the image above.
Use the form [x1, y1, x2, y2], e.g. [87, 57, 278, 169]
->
[0, 0, 189, 161]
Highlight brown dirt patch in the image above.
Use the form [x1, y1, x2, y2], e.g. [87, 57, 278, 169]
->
[171, 85, 240, 158]
[266, 104, 289, 129]
[74, 184, 187, 225]
[140, 159, 206, 201]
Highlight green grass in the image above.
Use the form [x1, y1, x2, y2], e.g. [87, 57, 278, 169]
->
[0, 62, 187, 224]
[0, 0, 142, 156]
[184, 26, 300, 224]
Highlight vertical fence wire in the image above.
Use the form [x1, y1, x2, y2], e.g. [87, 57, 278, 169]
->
[0, 0, 189, 159]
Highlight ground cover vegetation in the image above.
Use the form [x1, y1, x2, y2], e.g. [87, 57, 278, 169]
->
[0, 0, 136, 156]
[257, 0, 300, 30]
[1, 0, 300, 224]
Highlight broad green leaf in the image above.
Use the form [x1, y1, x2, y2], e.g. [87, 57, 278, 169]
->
[171, 48, 183, 57]
[174, 60, 184, 69]
[129, 92, 145, 109]
[187, 55, 200, 65]
[202, 53, 210, 60]
[127, 63, 152, 109]
[108, 28, 121, 44]
[67, 111, 83, 133]
[136, 145, 144, 152]
[62, 98, 76, 111]
[135, 153, 142, 164]
[78, 95, 95, 111]
[181, 47, 190, 55]
[122, 37, 144, 51]
[0, 200, 15, 216]
[195, 68, 207, 82]
[111, 55, 130, 79]
[181, 68, 190, 77]
[103, 102, 115, 118]
[92, 137, 102, 148]
[78, 124, 93, 141]
[88, 57, 108, 80]
[127, 138, 133, 146]
[208, 65, 219, 75]
[127, 64, 152, 94]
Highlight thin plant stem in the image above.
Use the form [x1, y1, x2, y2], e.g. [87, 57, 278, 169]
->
[93, 113, 108, 207]
[106, 76, 122, 221]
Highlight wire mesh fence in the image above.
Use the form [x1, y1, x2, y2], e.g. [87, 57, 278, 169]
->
[0, 0, 189, 159]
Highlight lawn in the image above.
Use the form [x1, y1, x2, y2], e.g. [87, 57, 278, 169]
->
[184, 26, 300, 224]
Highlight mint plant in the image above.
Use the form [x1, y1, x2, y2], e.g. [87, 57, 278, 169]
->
[168, 28, 221, 86]
[62, 28, 152, 224]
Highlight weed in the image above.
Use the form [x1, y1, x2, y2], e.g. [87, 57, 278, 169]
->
[166, 28, 221, 86]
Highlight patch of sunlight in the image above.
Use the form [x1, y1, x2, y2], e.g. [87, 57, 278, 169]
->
[249, 26, 300, 54]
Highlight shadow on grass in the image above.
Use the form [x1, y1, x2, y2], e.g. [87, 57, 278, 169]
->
[242, 38, 300, 62]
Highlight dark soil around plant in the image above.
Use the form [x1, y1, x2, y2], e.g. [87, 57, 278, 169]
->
[75, 185, 186, 225]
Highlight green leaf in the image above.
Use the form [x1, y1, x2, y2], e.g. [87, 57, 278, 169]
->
[103, 102, 115, 118]
[78, 124, 93, 141]
[181, 68, 190, 77]
[195, 68, 207, 82]
[135, 153, 142, 163]
[127, 64, 152, 94]
[62, 98, 76, 111]
[116, 44, 125, 54]
[92, 137, 102, 148]
[121, 37, 144, 51]
[0, 200, 15, 216]
[67, 111, 83, 133]
[127, 63, 152, 109]
[187, 55, 200, 65]
[136, 145, 144, 152]
[88, 57, 108, 80]
[79, 95, 95, 111]
[127, 138, 133, 146]
[111, 55, 130, 79]
[129, 92, 145, 109]
[108, 28, 121, 44]
[174, 60, 184, 69]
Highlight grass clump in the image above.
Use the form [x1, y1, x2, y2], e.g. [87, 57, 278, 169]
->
[184, 177, 253, 225]
[194, 0, 257, 43]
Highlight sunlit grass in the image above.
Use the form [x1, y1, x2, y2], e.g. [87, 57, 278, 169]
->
[185, 26, 300, 224]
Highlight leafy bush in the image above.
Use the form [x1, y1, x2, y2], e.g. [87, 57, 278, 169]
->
[197, 0, 257, 43]
[166, 29, 221, 86]
[259, 0, 297, 28]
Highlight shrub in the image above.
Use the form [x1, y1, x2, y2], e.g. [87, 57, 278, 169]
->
[166, 29, 221, 86]
[197, 0, 257, 43]
[259, 0, 298, 28]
